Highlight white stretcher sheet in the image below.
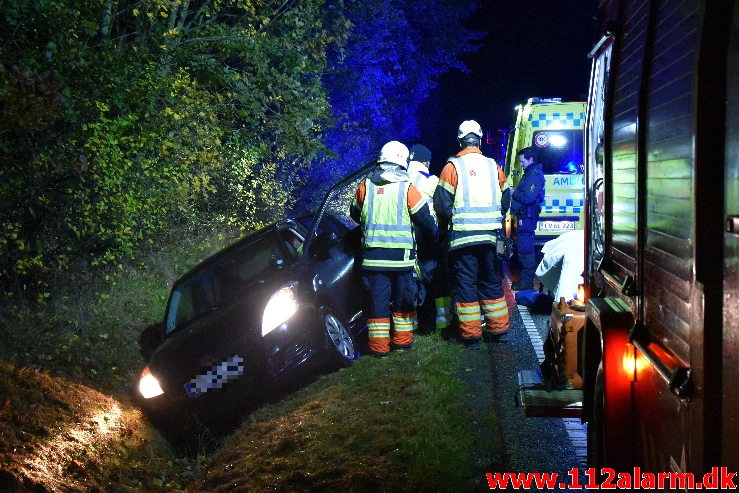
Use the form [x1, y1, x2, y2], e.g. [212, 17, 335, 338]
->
[535, 230, 584, 302]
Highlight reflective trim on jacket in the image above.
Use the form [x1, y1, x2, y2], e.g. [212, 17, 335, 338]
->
[360, 180, 416, 269]
[407, 161, 439, 207]
[447, 154, 502, 249]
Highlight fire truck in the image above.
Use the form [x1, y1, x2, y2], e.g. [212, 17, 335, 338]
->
[503, 97, 586, 245]
[517, 0, 739, 476]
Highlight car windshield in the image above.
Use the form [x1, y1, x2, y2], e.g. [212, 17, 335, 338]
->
[532, 130, 584, 175]
[164, 232, 285, 334]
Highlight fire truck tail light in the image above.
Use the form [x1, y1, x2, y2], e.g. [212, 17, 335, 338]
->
[621, 342, 647, 381]
[622, 343, 636, 381]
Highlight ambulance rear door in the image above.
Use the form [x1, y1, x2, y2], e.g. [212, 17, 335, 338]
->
[531, 102, 587, 245]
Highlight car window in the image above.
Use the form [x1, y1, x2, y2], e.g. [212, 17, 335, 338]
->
[301, 214, 354, 240]
[280, 229, 304, 257]
[165, 233, 281, 334]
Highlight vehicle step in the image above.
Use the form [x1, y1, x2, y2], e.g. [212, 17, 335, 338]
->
[516, 369, 584, 418]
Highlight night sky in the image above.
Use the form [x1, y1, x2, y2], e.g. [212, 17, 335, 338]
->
[417, 1, 600, 172]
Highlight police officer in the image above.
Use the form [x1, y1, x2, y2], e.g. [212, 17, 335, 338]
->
[433, 121, 510, 348]
[350, 141, 437, 357]
[510, 146, 546, 291]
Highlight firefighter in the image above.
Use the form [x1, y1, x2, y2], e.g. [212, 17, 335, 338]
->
[350, 141, 438, 357]
[510, 146, 546, 291]
[406, 144, 439, 334]
[433, 121, 510, 348]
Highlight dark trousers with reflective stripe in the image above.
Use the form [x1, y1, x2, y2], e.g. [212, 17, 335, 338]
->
[362, 270, 416, 317]
[363, 270, 417, 354]
[450, 244, 503, 301]
[449, 244, 507, 340]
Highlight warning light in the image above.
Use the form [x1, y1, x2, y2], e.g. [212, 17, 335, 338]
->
[621, 342, 646, 381]
[622, 343, 636, 381]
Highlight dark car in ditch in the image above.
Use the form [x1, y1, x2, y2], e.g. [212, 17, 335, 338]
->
[134, 164, 374, 437]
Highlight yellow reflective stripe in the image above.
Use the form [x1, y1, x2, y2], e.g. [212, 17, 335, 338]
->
[481, 299, 508, 318]
[392, 315, 415, 332]
[453, 223, 501, 232]
[364, 230, 414, 246]
[452, 211, 502, 231]
[434, 296, 452, 327]
[368, 320, 391, 338]
[456, 304, 481, 323]
[449, 233, 497, 249]
[363, 258, 416, 269]
[409, 199, 425, 215]
[435, 297, 451, 309]
[438, 179, 455, 195]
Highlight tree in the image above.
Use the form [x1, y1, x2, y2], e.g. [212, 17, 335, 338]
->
[310, 0, 482, 193]
[0, 0, 483, 304]
[0, 0, 343, 302]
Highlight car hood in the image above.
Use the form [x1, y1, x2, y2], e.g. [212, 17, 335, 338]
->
[149, 272, 299, 398]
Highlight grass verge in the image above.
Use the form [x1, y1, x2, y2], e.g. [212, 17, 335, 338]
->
[194, 336, 497, 492]
[0, 225, 505, 491]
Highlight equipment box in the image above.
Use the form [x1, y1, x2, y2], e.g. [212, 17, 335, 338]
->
[546, 297, 585, 390]
[516, 298, 586, 418]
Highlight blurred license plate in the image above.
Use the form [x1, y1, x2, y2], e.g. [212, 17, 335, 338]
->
[538, 221, 575, 232]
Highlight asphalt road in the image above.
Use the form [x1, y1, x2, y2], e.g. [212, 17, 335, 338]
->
[484, 275, 587, 491]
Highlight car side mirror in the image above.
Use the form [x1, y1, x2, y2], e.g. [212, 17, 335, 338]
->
[139, 321, 165, 362]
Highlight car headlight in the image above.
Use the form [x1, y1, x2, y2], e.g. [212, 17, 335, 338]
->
[262, 281, 299, 336]
[138, 366, 164, 399]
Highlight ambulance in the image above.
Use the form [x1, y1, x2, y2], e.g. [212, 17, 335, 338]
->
[503, 97, 586, 245]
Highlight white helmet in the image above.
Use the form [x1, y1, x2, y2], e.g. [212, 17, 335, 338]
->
[378, 141, 410, 167]
[457, 120, 483, 139]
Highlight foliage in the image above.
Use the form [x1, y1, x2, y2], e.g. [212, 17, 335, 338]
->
[0, 221, 237, 396]
[0, 0, 482, 306]
[0, 0, 337, 303]
[311, 0, 482, 193]
[0, 3, 494, 489]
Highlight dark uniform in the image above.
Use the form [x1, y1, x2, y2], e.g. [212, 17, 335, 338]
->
[510, 161, 545, 290]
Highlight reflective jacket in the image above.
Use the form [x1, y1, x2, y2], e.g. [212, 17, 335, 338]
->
[362, 180, 414, 252]
[350, 164, 437, 271]
[406, 160, 439, 213]
[433, 149, 504, 251]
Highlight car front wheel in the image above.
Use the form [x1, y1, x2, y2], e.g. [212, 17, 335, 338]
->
[320, 308, 357, 366]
